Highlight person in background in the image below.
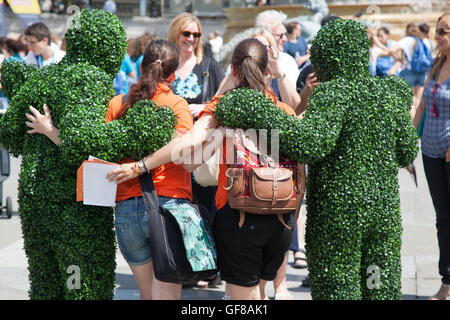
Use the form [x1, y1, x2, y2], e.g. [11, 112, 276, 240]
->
[209, 30, 223, 61]
[216, 26, 300, 116]
[1, 38, 26, 61]
[411, 12, 450, 301]
[296, 14, 341, 109]
[0, 37, 4, 64]
[419, 22, 435, 55]
[23, 22, 65, 68]
[51, 33, 60, 48]
[375, 27, 399, 77]
[102, 0, 117, 15]
[114, 49, 137, 95]
[284, 21, 309, 70]
[17, 35, 29, 56]
[367, 28, 392, 76]
[60, 36, 66, 53]
[167, 12, 224, 289]
[388, 23, 430, 109]
[136, 33, 158, 80]
[255, 10, 300, 112]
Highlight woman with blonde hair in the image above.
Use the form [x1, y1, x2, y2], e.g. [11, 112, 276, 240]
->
[411, 12, 450, 300]
[167, 13, 224, 118]
[167, 12, 225, 288]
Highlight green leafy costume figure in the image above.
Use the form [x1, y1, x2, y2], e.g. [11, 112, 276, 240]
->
[215, 19, 419, 299]
[0, 10, 176, 299]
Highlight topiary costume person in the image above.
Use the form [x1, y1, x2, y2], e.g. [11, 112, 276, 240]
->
[0, 9, 176, 299]
[214, 19, 419, 299]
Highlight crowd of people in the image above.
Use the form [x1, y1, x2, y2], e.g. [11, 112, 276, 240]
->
[0, 7, 449, 301]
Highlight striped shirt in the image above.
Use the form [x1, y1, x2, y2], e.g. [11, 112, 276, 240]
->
[421, 72, 450, 158]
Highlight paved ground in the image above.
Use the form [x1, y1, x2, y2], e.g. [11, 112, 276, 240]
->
[0, 147, 443, 300]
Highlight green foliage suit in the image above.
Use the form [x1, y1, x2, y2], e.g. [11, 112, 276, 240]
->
[0, 10, 176, 299]
[215, 19, 419, 299]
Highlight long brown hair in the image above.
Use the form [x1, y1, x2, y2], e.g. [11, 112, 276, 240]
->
[431, 12, 450, 80]
[118, 39, 179, 119]
[231, 38, 270, 94]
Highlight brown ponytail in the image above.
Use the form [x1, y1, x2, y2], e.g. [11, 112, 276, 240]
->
[231, 38, 270, 94]
[117, 39, 179, 119]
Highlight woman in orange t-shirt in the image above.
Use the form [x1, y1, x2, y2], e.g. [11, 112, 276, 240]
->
[108, 38, 298, 300]
[25, 40, 194, 300]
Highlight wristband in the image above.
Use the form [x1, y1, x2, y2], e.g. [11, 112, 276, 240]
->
[133, 162, 142, 175]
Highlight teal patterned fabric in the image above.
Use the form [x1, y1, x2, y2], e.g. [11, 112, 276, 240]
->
[172, 72, 202, 100]
[164, 202, 216, 272]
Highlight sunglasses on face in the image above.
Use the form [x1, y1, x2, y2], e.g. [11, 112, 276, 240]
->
[180, 31, 202, 38]
[435, 28, 450, 36]
[272, 32, 287, 40]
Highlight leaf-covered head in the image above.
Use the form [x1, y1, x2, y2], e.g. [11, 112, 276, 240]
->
[64, 9, 127, 76]
[310, 19, 370, 82]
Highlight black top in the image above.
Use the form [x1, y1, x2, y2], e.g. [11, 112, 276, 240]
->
[296, 60, 312, 94]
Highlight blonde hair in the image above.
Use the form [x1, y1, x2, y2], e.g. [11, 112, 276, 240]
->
[431, 12, 450, 80]
[249, 27, 278, 57]
[167, 12, 204, 64]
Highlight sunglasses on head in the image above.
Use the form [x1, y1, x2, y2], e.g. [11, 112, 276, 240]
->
[435, 28, 450, 36]
[181, 31, 202, 38]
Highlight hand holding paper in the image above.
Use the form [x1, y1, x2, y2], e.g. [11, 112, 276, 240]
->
[77, 156, 120, 207]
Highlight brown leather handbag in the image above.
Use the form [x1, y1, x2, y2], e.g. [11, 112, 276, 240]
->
[224, 130, 306, 229]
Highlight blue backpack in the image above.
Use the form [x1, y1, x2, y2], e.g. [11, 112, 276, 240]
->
[410, 37, 432, 73]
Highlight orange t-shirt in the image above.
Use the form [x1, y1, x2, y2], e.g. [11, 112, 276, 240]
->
[198, 91, 296, 211]
[105, 83, 193, 202]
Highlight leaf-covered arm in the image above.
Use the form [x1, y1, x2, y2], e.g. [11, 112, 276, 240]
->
[58, 99, 177, 166]
[0, 95, 27, 156]
[215, 86, 347, 164]
[0, 61, 38, 156]
[285, 80, 348, 163]
[384, 75, 419, 167]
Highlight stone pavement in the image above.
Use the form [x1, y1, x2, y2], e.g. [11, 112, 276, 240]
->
[0, 150, 442, 300]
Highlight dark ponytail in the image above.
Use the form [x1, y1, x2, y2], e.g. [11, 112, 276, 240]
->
[231, 38, 270, 94]
[118, 39, 179, 118]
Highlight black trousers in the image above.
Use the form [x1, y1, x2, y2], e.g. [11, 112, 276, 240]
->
[422, 153, 450, 284]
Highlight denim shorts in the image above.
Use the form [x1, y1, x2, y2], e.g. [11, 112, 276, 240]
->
[400, 68, 427, 87]
[114, 196, 191, 266]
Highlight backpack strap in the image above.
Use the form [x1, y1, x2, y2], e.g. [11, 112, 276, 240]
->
[201, 56, 212, 103]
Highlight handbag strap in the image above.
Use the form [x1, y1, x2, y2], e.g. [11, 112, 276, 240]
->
[201, 56, 212, 103]
[138, 172, 161, 216]
[121, 94, 128, 106]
